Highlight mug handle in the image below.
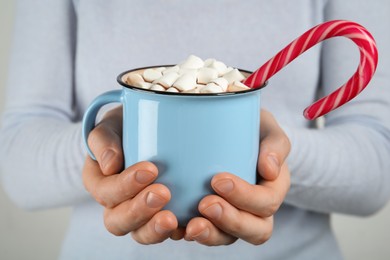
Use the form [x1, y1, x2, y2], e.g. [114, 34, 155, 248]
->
[82, 90, 123, 160]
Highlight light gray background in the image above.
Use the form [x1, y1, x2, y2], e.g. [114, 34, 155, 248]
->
[0, 1, 389, 259]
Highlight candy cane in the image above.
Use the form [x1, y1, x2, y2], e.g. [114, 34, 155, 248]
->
[244, 20, 378, 120]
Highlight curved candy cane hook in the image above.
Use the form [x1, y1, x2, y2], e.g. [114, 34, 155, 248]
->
[244, 20, 378, 120]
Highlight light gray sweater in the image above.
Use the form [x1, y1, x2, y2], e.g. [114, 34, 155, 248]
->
[1, 0, 390, 259]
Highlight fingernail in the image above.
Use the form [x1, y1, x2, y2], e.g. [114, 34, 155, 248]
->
[192, 228, 210, 241]
[135, 170, 155, 184]
[213, 179, 234, 194]
[154, 223, 172, 235]
[101, 149, 115, 170]
[202, 203, 222, 220]
[267, 154, 280, 172]
[146, 192, 167, 208]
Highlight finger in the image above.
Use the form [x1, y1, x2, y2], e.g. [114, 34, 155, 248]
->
[131, 210, 178, 245]
[211, 169, 290, 217]
[185, 217, 237, 246]
[198, 195, 274, 245]
[103, 183, 171, 236]
[261, 162, 291, 198]
[87, 106, 123, 175]
[258, 109, 291, 180]
[83, 160, 158, 208]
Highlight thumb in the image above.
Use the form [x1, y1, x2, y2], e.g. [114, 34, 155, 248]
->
[258, 109, 291, 181]
[87, 106, 124, 175]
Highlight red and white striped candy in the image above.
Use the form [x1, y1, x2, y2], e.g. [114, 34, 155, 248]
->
[244, 20, 378, 120]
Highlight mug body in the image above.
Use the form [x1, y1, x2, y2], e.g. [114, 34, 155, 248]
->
[121, 81, 261, 226]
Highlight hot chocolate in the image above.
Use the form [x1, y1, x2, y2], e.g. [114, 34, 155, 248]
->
[124, 55, 251, 94]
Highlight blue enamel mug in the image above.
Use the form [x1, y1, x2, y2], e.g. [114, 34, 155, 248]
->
[82, 66, 262, 226]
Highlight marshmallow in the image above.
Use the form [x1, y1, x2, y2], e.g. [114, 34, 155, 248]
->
[166, 87, 179, 93]
[227, 81, 251, 92]
[126, 73, 144, 86]
[183, 87, 200, 93]
[207, 60, 228, 76]
[197, 67, 219, 84]
[155, 67, 166, 72]
[143, 69, 163, 82]
[204, 58, 216, 67]
[211, 77, 229, 91]
[134, 81, 152, 89]
[173, 73, 197, 91]
[178, 68, 198, 77]
[199, 83, 224, 93]
[128, 56, 249, 94]
[162, 65, 180, 75]
[150, 84, 166, 91]
[179, 55, 204, 69]
[223, 68, 246, 83]
[223, 67, 234, 75]
[153, 72, 180, 88]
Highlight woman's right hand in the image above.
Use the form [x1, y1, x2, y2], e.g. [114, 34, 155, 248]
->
[82, 106, 179, 244]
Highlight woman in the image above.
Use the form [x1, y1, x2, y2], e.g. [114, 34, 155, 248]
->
[1, 0, 389, 259]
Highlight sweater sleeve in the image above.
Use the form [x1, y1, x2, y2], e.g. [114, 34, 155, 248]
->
[0, 0, 90, 210]
[284, 0, 390, 216]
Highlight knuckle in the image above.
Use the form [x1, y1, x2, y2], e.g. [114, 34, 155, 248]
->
[227, 216, 245, 235]
[280, 134, 291, 153]
[104, 202, 146, 237]
[134, 238, 149, 245]
[250, 222, 273, 245]
[104, 220, 119, 236]
[88, 125, 121, 156]
[251, 237, 265, 246]
[261, 190, 282, 217]
[132, 231, 160, 245]
[116, 177, 133, 199]
[87, 125, 105, 149]
[251, 235, 268, 246]
[126, 203, 142, 226]
[104, 211, 126, 236]
[93, 181, 116, 208]
[263, 199, 279, 217]
[269, 192, 282, 214]
[94, 190, 110, 208]
[262, 220, 274, 242]
[131, 233, 149, 245]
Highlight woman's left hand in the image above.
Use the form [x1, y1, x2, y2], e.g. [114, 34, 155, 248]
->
[184, 109, 291, 246]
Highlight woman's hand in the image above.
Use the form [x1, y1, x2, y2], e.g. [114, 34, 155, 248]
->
[184, 109, 291, 246]
[82, 106, 179, 244]
[82, 107, 290, 246]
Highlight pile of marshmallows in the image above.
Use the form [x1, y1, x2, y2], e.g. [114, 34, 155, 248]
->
[125, 55, 251, 93]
